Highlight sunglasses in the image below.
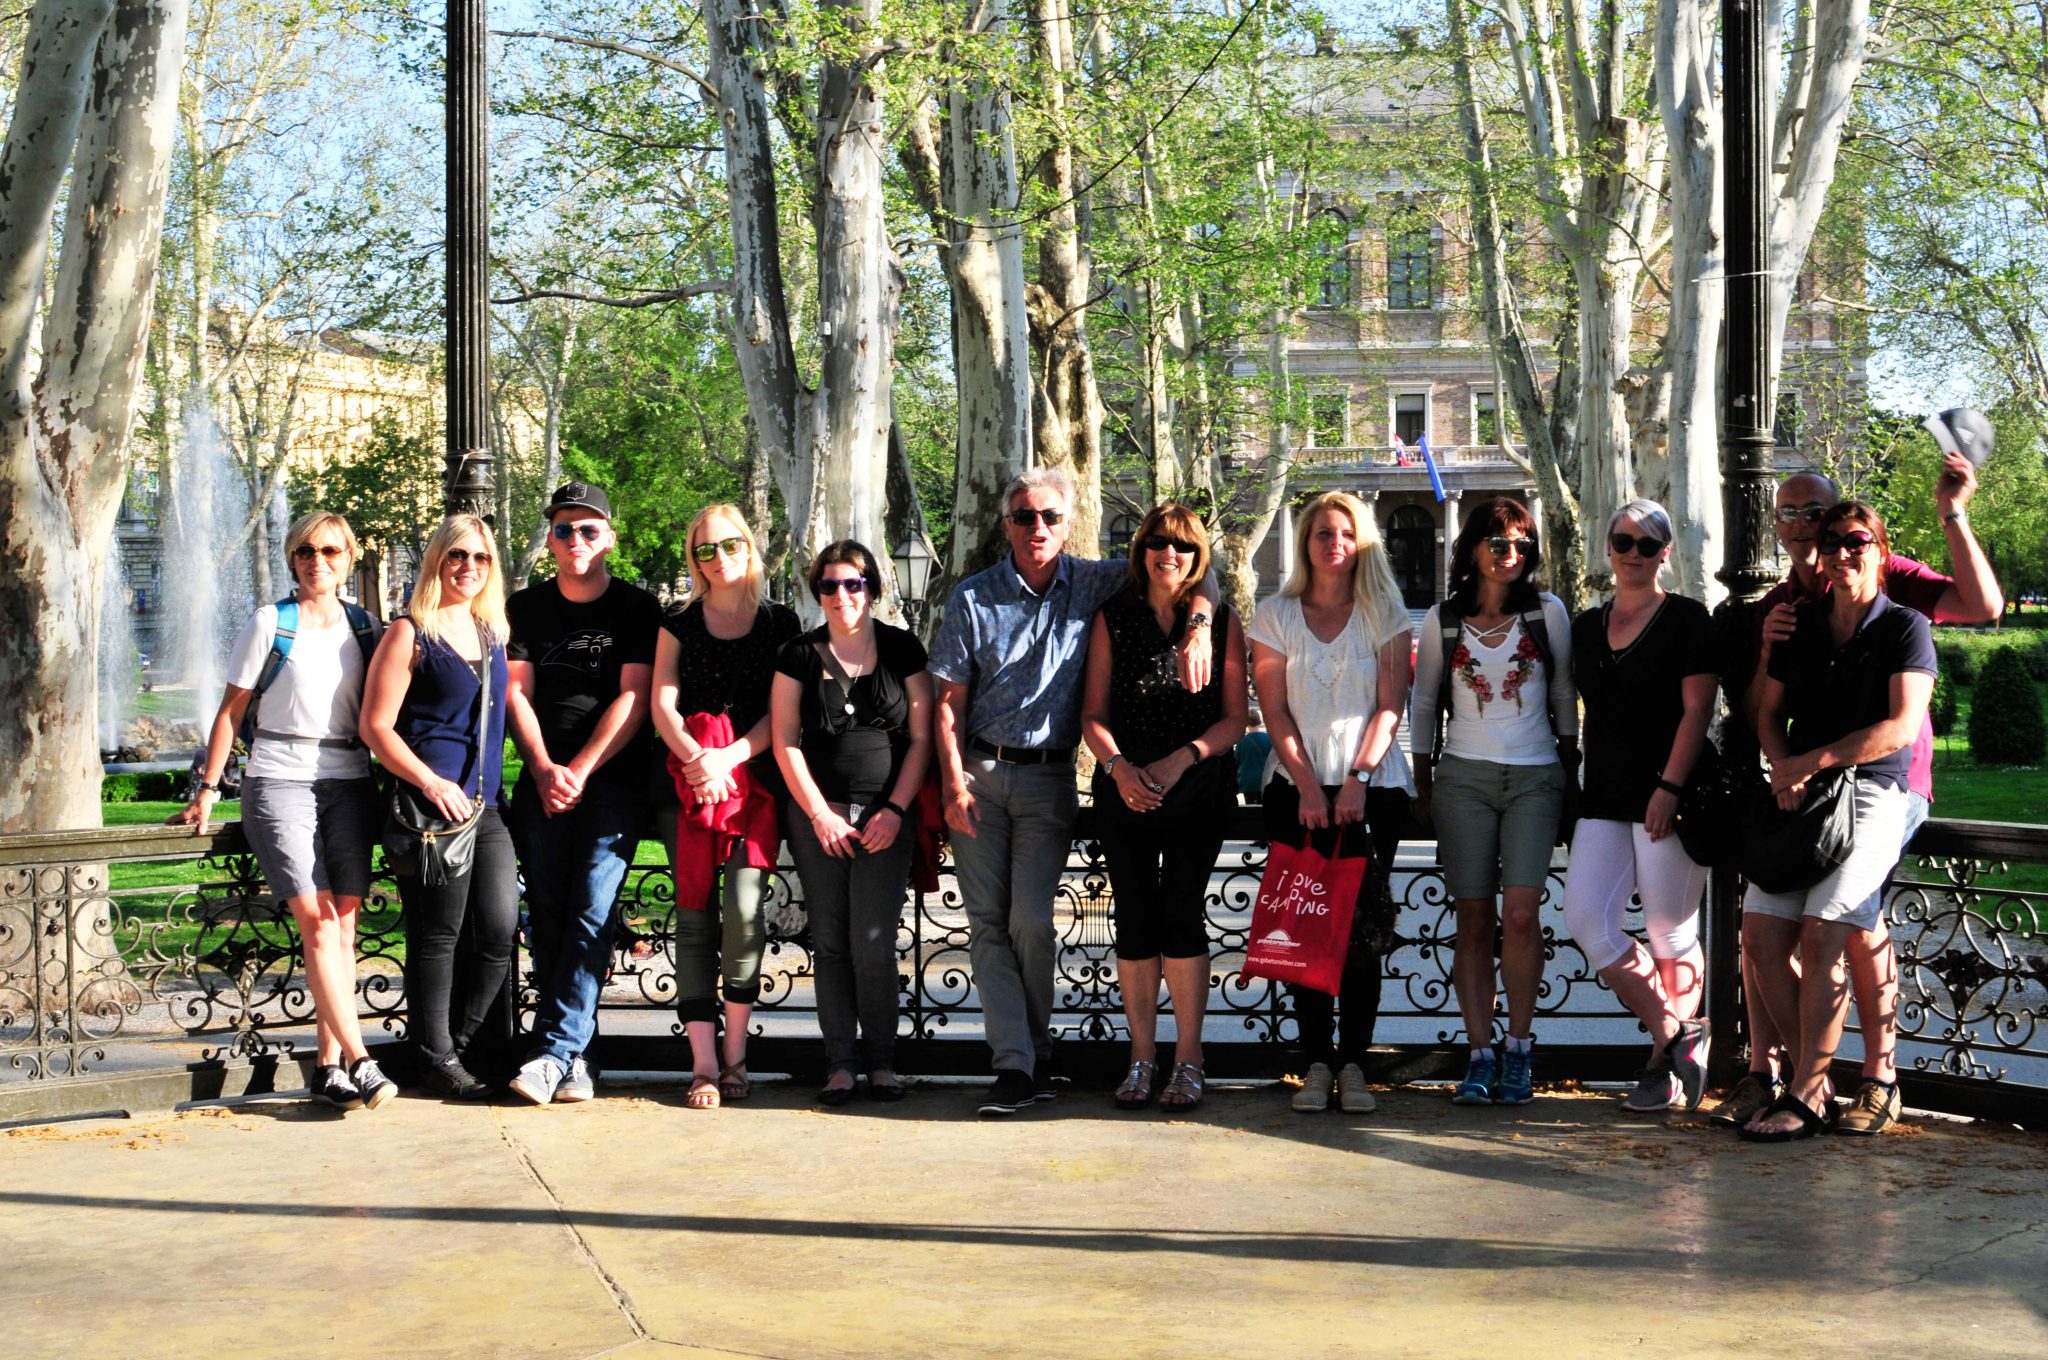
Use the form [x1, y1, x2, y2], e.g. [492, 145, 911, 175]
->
[1774, 502, 1830, 524]
[1141, 533, 1199, 555]
[1008, 507, 1065, 528]
[1485, 535, 1530, 558]
[293, 544, 346, 562]
[552, 522, 605, 543]
[692, 536, 748, 563]
[815, 577, 867, 597]
[445, 547, 492, 568]
[1609, 532, 1666, 559]
[1820, 530, 1878, 555]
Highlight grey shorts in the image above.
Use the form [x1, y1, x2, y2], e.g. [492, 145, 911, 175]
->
[1743, 777, 1914, 932]
[1431, 754, 1565, 900]
[240, 776, 380, 902]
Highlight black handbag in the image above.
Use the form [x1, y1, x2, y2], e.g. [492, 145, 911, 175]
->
[1737, 766, 1857, 894]
[384, 649, 490, 886]
[1673, 743, 1759, 869]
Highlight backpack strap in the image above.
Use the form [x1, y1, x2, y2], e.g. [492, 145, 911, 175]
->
[342, 601, 379, 668]
[239, 599, 300, 746]
[1431, 606, 1461, 761]
[1518, 602, 1564, 743]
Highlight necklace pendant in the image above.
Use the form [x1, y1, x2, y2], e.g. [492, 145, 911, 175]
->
[843, 700, 856, 716]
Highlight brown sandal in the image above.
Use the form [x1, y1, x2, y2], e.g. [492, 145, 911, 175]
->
[717, 1062, 751, 1102]
[685, 1074, 721, 1110]
[1160, 1062, 1205, 1111]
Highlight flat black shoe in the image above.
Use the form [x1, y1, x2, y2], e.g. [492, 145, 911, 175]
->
[817, 1081, 858, 1107]
[978, 1069, 1036, 1116]
[417, 1056, 491, 1101]
[864, 1078, 907, 1103]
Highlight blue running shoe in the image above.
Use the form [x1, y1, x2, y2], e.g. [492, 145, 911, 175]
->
[1452, 1050, 1499, 1105]
[1496, 1042, 1535, 1105]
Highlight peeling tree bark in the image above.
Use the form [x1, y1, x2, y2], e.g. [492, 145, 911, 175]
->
[0, 0, 188, 834]
[1025, 0, 1104, 557]
[703, 0, 901, 602]
[1654, 0, 1724, 603]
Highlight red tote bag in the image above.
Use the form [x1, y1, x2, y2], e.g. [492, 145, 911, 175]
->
[1241, 838, 1368, 996]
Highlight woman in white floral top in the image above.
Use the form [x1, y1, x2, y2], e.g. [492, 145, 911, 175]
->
[1410, 497, 1577, 1108]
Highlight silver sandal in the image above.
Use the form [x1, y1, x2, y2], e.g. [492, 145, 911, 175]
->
[1160, 1062, 1205, 1111]
[1114, 1059, 1157, 1109]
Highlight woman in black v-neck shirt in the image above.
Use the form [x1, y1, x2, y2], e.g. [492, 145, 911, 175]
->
[770, 540, 932, 1105]
[1561, 499, 1720, 1113]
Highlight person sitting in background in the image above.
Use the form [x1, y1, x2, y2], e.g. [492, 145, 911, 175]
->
[1235, 712, 1271, 805]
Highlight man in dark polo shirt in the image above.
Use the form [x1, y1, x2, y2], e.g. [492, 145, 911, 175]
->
[1712, 449, 2001, 1133]
[504, 482, 665, 1105]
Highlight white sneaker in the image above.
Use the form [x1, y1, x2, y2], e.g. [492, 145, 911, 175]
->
[1337, 1063, 1377, 1114]
[1292, 1062, 1335, 1113]
[509, 1054, 567, 1105]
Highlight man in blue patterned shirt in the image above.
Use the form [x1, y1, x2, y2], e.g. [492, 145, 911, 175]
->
[930, 467, 1216, 1115]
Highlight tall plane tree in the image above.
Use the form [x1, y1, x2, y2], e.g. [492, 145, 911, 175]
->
[0, 0, 188, 832]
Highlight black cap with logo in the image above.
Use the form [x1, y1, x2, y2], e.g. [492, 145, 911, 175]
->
[546, 481, 612, 521]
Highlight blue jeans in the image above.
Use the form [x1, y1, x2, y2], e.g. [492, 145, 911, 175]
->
[511, 771, 641, 1064]
[950, 754, 1080, 1074]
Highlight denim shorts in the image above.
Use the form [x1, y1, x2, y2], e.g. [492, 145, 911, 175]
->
[240, 776, 379, 901]
[1431, 755, 1565, 899]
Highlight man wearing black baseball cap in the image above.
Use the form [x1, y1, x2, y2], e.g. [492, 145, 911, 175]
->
[504, 481, 664, 1105]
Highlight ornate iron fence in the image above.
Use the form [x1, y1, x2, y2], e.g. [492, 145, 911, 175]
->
[3, 812, 2045, 1125]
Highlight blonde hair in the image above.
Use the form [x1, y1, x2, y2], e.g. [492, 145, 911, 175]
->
[1281, 491, 1408, 644]
[284, 510, 360, 589]
[684, 503, 764, 610]
[407, 514, 509, 646]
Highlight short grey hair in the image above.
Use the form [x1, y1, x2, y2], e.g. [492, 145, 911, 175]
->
[1002, 465, 1076, 516]
[1608, 498, 1674, 543]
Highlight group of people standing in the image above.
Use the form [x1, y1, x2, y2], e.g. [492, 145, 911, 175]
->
[175, 444, 1995, 1134]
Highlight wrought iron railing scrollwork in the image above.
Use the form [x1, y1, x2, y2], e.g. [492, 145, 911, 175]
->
[2, 814, 2046, 1121]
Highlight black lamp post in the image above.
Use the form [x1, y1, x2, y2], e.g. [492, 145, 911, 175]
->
[444, 0, 493, 519]
[891, 533, 937, 632]
[1708, 0, 1778, 1080]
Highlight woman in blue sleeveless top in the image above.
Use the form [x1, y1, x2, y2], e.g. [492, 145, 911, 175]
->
[361, 514, 514, 1100]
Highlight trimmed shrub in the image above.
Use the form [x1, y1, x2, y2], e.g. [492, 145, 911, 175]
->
[138, 771, 180, 800]
[2024, 630, 2048, 682]
[1968, 647, 2047, 765]
[1931, 671, 1958, 738]
[101, 774, 141, 803]
[1934, 640, 1979, 687]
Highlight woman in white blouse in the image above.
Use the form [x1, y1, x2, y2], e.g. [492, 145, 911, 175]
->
[1249, 491, 1414, 1116]
[1410, 497, 1577, 1108]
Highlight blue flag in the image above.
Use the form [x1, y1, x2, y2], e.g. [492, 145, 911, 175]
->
[1417, 433, 1447, 503]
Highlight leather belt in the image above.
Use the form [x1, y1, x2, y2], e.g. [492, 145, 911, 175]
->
[970, 736, 1075, 766]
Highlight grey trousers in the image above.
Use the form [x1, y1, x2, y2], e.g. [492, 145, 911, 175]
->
[950, 753, 1079, 1074]
[784, 805, 912, 1074]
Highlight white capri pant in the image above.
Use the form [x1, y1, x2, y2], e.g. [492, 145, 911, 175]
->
[1742, 776, 1910, 933]
[1561, 818, 1709, 972]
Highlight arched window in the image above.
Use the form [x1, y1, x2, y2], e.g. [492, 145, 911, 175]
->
[1388, 214, 1434, 310]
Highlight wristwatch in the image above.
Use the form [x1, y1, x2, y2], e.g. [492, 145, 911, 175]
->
[1944, 510, 1968, 525]
[1188, 613, 1213, 629]
[1347, 766, 1370, 783]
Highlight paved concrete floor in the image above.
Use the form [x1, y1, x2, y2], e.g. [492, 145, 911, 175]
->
[2, 1081, 2044, 1360]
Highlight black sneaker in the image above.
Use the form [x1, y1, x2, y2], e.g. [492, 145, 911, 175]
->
[311, 1064, 363, 1111]
[349, 1057, 397, 1110]
[418, 1056, 492, 1101]
[1031, 1061, 1059, 1104]
[978, 1069, 1037, 1116]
